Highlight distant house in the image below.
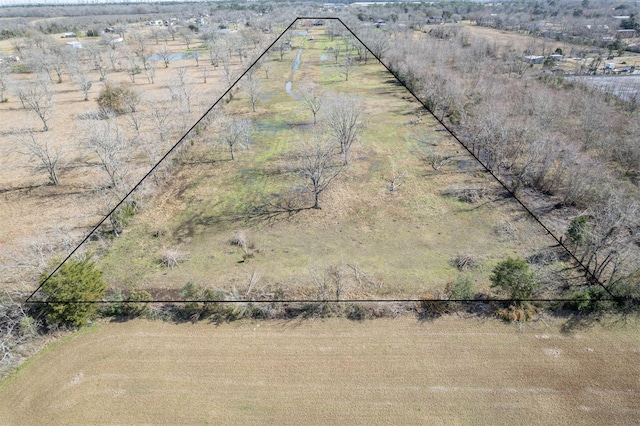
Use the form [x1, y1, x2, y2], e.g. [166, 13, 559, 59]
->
[523, 55, 544, 64]
[549, 54, 563, 61]
[61, 32, 76, 38]
[616, 29, 637, 39]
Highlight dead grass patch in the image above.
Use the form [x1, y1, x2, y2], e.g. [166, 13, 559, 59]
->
[0, 316, 638, 424]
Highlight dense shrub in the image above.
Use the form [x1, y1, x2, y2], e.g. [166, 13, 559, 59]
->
[448, 275, 475, 300]
[101, 289, 153, 318]
[96, 83, 138, 116]
[490, 257, 539, 302]
[565, 287, 614, 313]
[494, 304, 539, 322]
[177, 281, 227, 321]
[566, 215, 590, 246]
[39, 257, 107, 327]
[416, 293, 449, 318]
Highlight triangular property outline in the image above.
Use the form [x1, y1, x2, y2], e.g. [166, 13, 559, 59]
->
[25, 17, 613, 305]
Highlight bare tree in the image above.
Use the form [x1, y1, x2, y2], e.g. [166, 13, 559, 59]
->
[277, 34, 292, 61]
[124, 50, 139, 83]
[341, 55, 355, 81]
[71, 64, 93, 101]
[243, 73, 263, 112]
[150, 27, 164, 45]
[18, 132, 62, 185]
[106, 47, 119, 71]
[80, 116, 130, 192]
[145, 102, 174, 143]
[168, 66, 192, 114]
[157, 45, 172, 68]
[332, 44, 341, 64]
[24, 47, 52, 83]
[221, 54, 235, 100]
[46, 45, 67, 84]
[180, 29, 194, 50]
[386, 162, 406, 192]
[326, 95, 365, 165]
[218, 115, 252, 160]
[0, 66, 8, 102]
[167, 24, 178, 42]
[299, 81, 322, 124]
[95, 187, 132, 237]
[191, 51, 202, 67]
[144, 60, 157, 84]
[260, 58, 272, 79]
[15, 77, 53, 131]
[206, 36, 221, 67]
[423, 149, 455, 172]
[297, 134, 343, 209]
[141, 134, 170, 185]
[363, 27, 389, 61]
[200, 65, 209, 83]
[130, 31, 150, 71]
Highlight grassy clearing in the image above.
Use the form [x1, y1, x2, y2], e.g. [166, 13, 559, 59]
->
[94, 26, 562, 301]
[0, 316, 638, 424]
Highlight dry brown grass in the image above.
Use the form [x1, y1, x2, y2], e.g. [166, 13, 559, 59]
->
[0, 32, 242, 289]
[0, 316, 639, 424]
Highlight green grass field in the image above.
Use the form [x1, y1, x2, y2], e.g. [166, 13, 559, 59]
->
[1, 316, 638, 424]
[88, 26, 561, 302]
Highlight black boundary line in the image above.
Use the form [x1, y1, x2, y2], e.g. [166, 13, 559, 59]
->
[23, 17, 616, 306]
[26, 298, 607, 304]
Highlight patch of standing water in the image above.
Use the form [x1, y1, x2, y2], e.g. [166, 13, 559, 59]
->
[292, 49, 303, 72]
[286, 49, 304, 100]
[320, 54, 328, 61]
[285, 81, 302, 100]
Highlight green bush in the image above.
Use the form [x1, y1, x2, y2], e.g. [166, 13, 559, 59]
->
[450, 275, 475, 300]
[178, 281, 226, 321]
[102, 289, 153, 318]
[565, 287, 614, 312]
[19, 316, 39, 337]
[39, 257, 107, 327]
[96, 83, 138, 116]
[490, 257, 539, 302]
[566, 215, 590, 246]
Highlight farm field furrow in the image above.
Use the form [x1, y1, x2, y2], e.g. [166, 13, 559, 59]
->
[0, 316, 638, 424]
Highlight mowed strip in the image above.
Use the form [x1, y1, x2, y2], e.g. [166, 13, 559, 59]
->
[1, 316, 639, 424]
